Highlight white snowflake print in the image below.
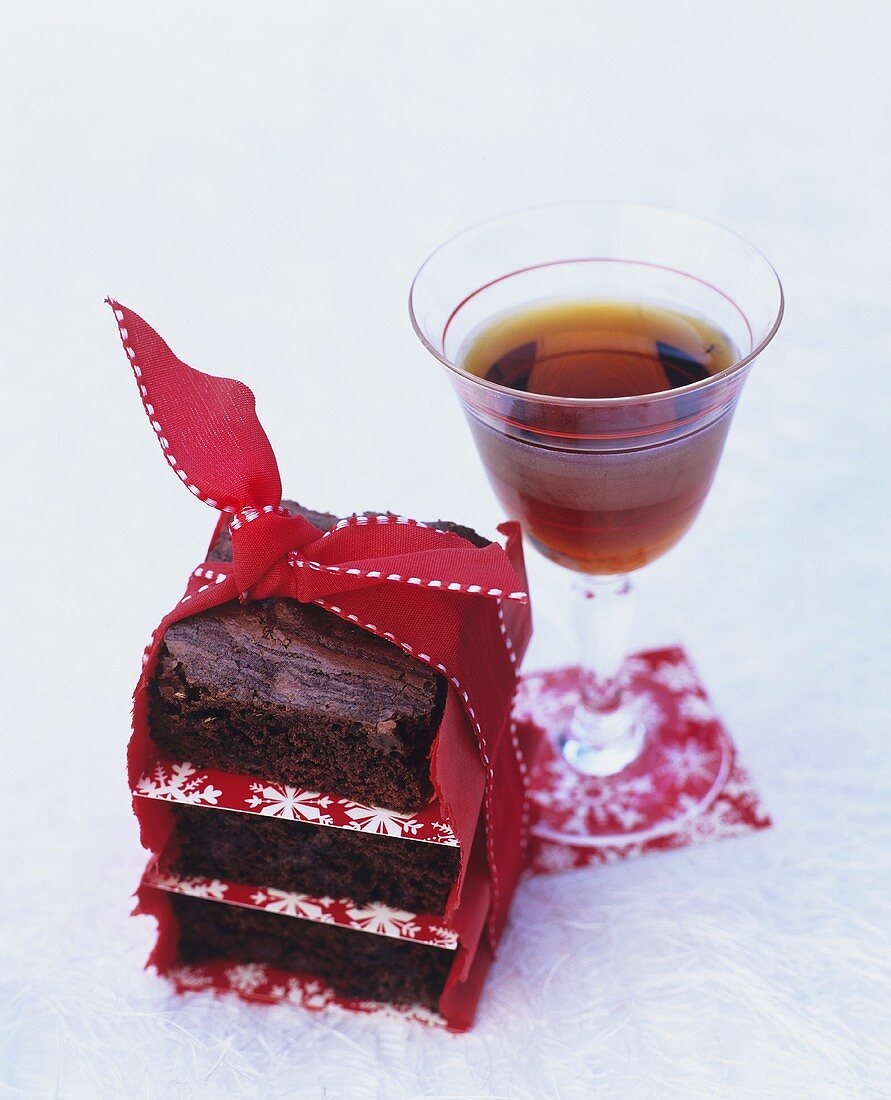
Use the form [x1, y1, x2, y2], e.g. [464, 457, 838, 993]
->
[677, 693, 718, 724]
[536, 757, 655, 835]
[425, 925, 459, 950]
[623, 654, 653, 677]
[650, 659, 701, 694]
[143, 868, 228, 902]
[135, 761, 222, 806]
[283, 977, 335, 1009]
[658, 739, 721, 785]
[344, 901, 421, 939]
[245, 784, 333, 822]
[720, 773, 749, 801]
[513, 676, 575, 725]
[355, 1001, 444, 1027]
[575, 775, 655, 832]
[430, 821, 459, 845]
[170, 966, 214, 990]
[668, 791, 706, 823]
[631, 696, 664, 737]
[142, 866, 176, 890]
[249, 888, 333, 922]
[533, 841, 582, 874]
[224, 963, 267, 995]
[665, 790, 754, 846]
[342, 803, 419, 838]
[173, 876, 228, 901]
[719, 772, 771, 829]
[535, 757, 588, 811]
[596, 842, 646, 864]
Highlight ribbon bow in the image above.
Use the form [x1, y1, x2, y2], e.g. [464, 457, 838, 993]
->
[110, 299, 532, 946]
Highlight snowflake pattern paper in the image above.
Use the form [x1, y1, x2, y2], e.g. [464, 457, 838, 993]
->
[518, 647, 772, 875]
[142, 860, 459, 949]
[167, 959, 449, 1029]
[134, 755, 459, 845]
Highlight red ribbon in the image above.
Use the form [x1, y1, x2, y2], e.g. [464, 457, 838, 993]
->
[110, 299, 532, 947]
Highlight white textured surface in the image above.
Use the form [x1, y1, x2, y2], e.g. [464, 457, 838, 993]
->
[1, 2, 890, 1097]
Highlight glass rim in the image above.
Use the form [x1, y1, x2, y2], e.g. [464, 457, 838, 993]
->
[408, 200, 785, 408]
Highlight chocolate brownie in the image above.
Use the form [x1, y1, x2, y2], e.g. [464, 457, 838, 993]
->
[149, 502, 484, 812]
[171, 803, 460, 913]
[172, 893, 453, 1009]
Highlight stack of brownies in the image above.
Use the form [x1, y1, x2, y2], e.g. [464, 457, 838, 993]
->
[134, 503, 515, 1023]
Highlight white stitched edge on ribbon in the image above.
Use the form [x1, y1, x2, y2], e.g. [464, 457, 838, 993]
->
[310, 516, 527, 599]
[311, 582, 529, 941]
[193, 567, 229, 584]
[312, 596, 502, 927]
[496, 601, 530, 856]
[109, 301, 229, 513]
[320, 514, 433, 539]
[287, 565, 523, 605]
[229, 504, 293, 531]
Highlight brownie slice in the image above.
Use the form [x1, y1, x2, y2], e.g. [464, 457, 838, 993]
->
[149, 502, 483, 812]
[172, 893, 453, 1010]
[171, 803, 460, 913]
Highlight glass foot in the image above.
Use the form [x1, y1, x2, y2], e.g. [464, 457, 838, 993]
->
[516, 651, 733, 848]
[559, 713, 646, 777]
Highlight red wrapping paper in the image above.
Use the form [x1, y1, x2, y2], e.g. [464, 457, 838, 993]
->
[110, 300, 532, 1028]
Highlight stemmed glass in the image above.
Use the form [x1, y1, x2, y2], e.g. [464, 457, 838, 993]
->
[410, 202, 783, 846]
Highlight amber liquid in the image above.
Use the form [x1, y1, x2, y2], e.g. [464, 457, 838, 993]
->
[460, 300, 739, 573]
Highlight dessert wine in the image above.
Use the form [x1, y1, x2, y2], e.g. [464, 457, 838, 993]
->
[459, 299, 740, 573]
[461, 299, 735, 399]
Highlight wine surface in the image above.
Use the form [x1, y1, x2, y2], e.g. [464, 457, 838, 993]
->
[461, 299, 735, 399]
[457, 299, 740, 573]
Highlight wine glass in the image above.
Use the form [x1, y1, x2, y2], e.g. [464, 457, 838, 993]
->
[409, 202, 783, 846]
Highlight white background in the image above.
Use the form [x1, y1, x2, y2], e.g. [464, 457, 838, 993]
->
[2, 2, 889, 1097]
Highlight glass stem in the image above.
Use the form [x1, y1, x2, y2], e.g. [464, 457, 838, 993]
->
[561, 574, 644, 777]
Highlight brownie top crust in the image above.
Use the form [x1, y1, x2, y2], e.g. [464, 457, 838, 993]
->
[195, 499, 485, 729]
[159, 598, 444, 734]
